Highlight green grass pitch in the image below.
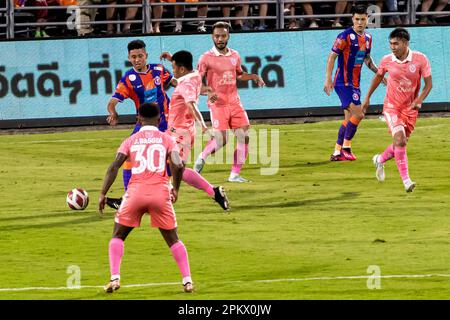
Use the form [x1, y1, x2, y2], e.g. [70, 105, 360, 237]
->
[0, 117, 449, 299]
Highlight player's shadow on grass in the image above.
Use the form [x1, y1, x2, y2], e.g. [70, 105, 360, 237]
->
[0, 213, 104, 232]
[232, 192, 360, 210]
[0, 211, 78, 222]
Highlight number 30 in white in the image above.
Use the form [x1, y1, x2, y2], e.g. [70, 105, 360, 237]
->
[131, 144, 166, 174]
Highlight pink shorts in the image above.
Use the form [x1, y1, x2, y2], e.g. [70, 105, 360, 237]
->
[168, 127, 195, 163]
[383, 107, 418, 138]
[115, 184, 177, 230]
[210, 103, 250, 131]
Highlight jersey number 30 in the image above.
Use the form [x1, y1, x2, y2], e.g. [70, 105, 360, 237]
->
[131, 144, 166, 174]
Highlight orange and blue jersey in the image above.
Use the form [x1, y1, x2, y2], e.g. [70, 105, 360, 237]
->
[332, 27, 372, 89]
[113, 64, 173, 132]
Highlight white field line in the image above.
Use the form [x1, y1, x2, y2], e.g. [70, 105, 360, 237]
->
[1, 274, 450, 292]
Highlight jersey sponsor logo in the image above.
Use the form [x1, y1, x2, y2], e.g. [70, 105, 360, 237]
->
[129, 74, 137, 81]
[136, 85, 143, 88]
[397, 77, 415, 93]
[154, 76, 161, 86]
[154, 66, 163, 71]
[355, 50, 366, 65]
[409, 64, 417, 73]
[218, 71, 235, 85]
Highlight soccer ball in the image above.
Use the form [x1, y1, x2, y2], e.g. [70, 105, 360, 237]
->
[66, 188, 89, 210]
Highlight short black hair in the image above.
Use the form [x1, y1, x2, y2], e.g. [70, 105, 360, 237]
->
[212, 21, 231, 33]
[128, 40, 146, 52]
[171, 50, 193, 71]
[352, 4, 368, 15]
[138, 102, 160, 119]
[389, 27, 410, 41]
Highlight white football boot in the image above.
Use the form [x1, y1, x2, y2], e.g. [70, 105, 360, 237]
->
[373, 154, 385, 182]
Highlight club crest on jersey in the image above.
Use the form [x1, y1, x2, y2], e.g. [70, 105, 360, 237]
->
[409, 64, 416, 73]
[352, 93, 360, 101]
[129, 74, 137, 81]
[231, 58, 237, 66]
[154, 76, 161, 86]
[350, 33, 356, 40]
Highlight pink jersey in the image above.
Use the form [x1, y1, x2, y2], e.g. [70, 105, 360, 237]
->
[168, 71, 202, 131]
[197, 46, 244, 107]
[117, 126, 178, 187]
[377, 50, 431, 111]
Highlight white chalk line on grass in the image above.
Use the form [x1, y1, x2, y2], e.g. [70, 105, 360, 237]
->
[1, 274, 450, 292]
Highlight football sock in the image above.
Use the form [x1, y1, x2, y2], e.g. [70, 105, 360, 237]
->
[201, 139, 218, 160]
[379, 144, 395, 163]
[109, 238, 124, 280]
[231, 142, 249, 174]
[344, 116, 360, 145]
[394, 146, 410, 182]
[333, 144, 342, 156]
[182, 168, 214, 197]
[170, 241, 191, 280]
[336, 120, 347, 151]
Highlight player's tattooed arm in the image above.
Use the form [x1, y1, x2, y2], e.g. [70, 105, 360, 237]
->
[365, 55, 387, 86]
[99, 153, 127, 214]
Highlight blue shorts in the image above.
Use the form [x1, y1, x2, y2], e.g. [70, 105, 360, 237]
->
[334, 85, 361, 109]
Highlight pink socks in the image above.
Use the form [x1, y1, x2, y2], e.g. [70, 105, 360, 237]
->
[394, 146, 410, 182]
[231, 142, 249, 174]
[170, 241, 191, 282]
[379, 144, 395, 163]
[201, 139, 218, 160]
[109, 238, 124, 279]
[182, 168, 214, 197]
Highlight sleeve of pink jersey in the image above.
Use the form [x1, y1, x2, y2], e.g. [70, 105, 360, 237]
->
[235, 52, 244, 75]
[197, 54, 207, 77]
[117, 138, 131, 157]
[421, 54, 432, 78]
[180, 81, 198, 104]
[377, 56, 388, 76]
[165, 134, 180, 154]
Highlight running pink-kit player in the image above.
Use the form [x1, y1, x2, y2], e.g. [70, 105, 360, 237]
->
[362, 28, 432, 193]
[99, 102, 194, 293]
[193, 21, 265, 183]
[162, 50, 229, 210]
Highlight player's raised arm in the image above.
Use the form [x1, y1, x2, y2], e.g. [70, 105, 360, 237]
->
[324, 52, 338, 96]
[106, 98, 120, 126]
[99, 152, 128, 214]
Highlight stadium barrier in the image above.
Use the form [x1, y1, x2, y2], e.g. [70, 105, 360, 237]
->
[0, 26, 449, 129]
[1, 0, 449, 39]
